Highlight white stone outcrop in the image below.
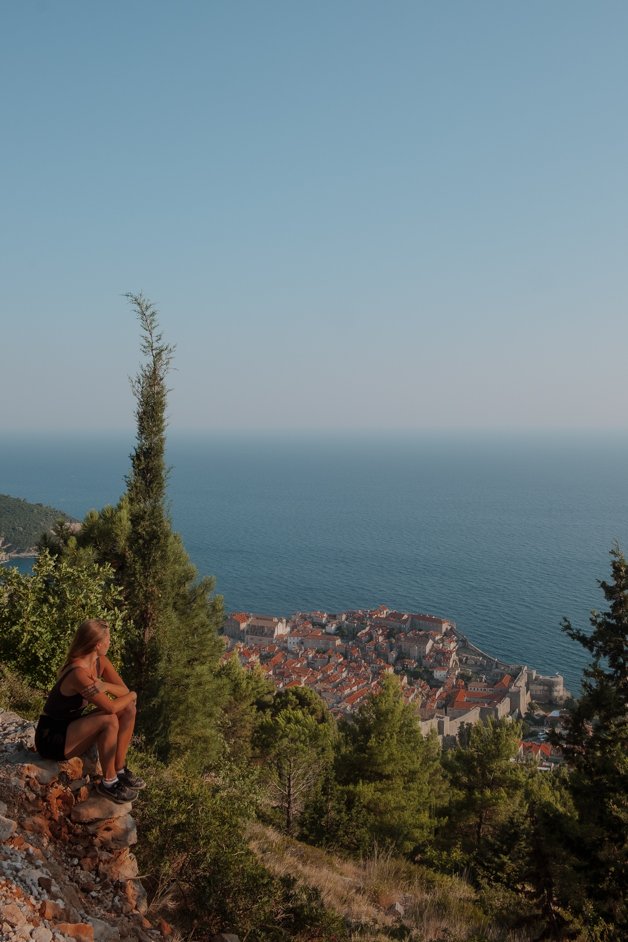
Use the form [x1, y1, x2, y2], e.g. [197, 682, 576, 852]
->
[0, 709, 158, 942]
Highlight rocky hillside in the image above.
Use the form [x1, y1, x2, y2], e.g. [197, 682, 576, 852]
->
[0, 711, 159, 942]
[0, 709, 530, 942]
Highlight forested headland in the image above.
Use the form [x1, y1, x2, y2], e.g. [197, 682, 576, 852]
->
[1, 296, 625, 942]
[0, 493, 75, 559]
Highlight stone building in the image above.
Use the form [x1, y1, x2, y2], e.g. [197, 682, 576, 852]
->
[527, 670, 566, 704]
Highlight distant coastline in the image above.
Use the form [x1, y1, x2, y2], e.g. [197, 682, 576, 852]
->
[0, 493, 75, 564]
[0, 549, 37, 563]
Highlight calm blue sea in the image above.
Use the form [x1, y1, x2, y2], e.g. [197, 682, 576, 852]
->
[3, 430, 628, 694]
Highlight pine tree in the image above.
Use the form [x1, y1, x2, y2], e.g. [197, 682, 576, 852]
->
[557, 545, 628, 937]
[153, 532, 225, 768]
[504, 770, 581, 939]
[217, 655, 274, 762]
[336, 674, 444, 854]
[443, 716, 524, 862]
[255, 686, 336, 834]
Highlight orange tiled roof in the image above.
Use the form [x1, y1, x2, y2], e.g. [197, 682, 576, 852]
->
[519, 741, 553, 758]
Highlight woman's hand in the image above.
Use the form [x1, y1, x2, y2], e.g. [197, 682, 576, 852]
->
[75, 669, 138, 715]
[99, 656, 131, 695]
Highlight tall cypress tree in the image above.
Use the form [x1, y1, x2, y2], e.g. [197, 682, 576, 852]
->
[27, 295, 229, 767]
[123, 293, 173, 711]
[64, 294, 227, 767]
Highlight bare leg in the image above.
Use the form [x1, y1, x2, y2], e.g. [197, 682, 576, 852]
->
[114, 702, 137, 771]
[64, 713, 120, 781]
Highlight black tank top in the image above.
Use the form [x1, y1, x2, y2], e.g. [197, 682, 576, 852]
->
[43, 658, 101, 719]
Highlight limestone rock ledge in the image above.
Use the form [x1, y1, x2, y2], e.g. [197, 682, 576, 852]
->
[0, 710, 161, 942]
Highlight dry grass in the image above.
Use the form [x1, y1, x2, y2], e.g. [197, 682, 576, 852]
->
[248, 822, 384, 928]
[248, 823, 531, 942]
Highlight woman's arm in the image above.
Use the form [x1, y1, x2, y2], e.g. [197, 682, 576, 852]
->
[98, 655, 130, 698]
[71, 667, 137, 715]
[100, 681, 129, 697]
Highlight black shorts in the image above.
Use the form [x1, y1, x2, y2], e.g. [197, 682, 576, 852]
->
[35, 714, 73, 761]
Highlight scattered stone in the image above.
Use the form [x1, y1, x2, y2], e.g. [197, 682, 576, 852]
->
[22, 814, 52, 838]
[58, 757, 85, 781]
[123, 878, 148, 914]
[0, 813, 17, 840]
[56, 922, 95, 942]
[90, 916, 119, 941]
[89, 814, 137, 850]
[7, 752, 60, 786]
[46, 782, 76, 820]
[39, 899, 68, 921]
[18, 866, 50, 897]
[0, 710, 25, 726]
[3, 901, 27, 926]
[98, 848, 138, 882]
[32, 928, 54, 942]
[71, 796, 132, 824]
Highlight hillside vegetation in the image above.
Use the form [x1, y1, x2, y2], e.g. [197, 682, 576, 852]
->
[247, 822, 511, 942]
[0, 493, 74, 556]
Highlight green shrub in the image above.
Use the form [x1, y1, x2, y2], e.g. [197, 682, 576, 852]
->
[131, 751, 349, 941]
[0, 551, 125, 689]
[0, 665, 44, 719]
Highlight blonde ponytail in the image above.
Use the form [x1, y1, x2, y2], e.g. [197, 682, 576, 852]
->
[58, 619, 109, 675]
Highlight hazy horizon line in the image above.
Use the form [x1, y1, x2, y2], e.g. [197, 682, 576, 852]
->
[3, 425, 628, 438]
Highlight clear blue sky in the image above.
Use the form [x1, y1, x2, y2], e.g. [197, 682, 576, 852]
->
[1, 1, 627, 432]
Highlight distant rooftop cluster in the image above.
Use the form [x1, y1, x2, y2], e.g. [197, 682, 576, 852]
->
[221, 605, 568, 748]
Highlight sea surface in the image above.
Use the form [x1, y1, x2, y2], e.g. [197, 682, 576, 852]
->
[3, 430, 628, 694]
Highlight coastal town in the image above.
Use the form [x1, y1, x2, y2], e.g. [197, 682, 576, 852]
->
[222, 605, 568, 764]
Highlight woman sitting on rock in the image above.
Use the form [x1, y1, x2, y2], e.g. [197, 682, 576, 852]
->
[35, 618, 145, 804]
